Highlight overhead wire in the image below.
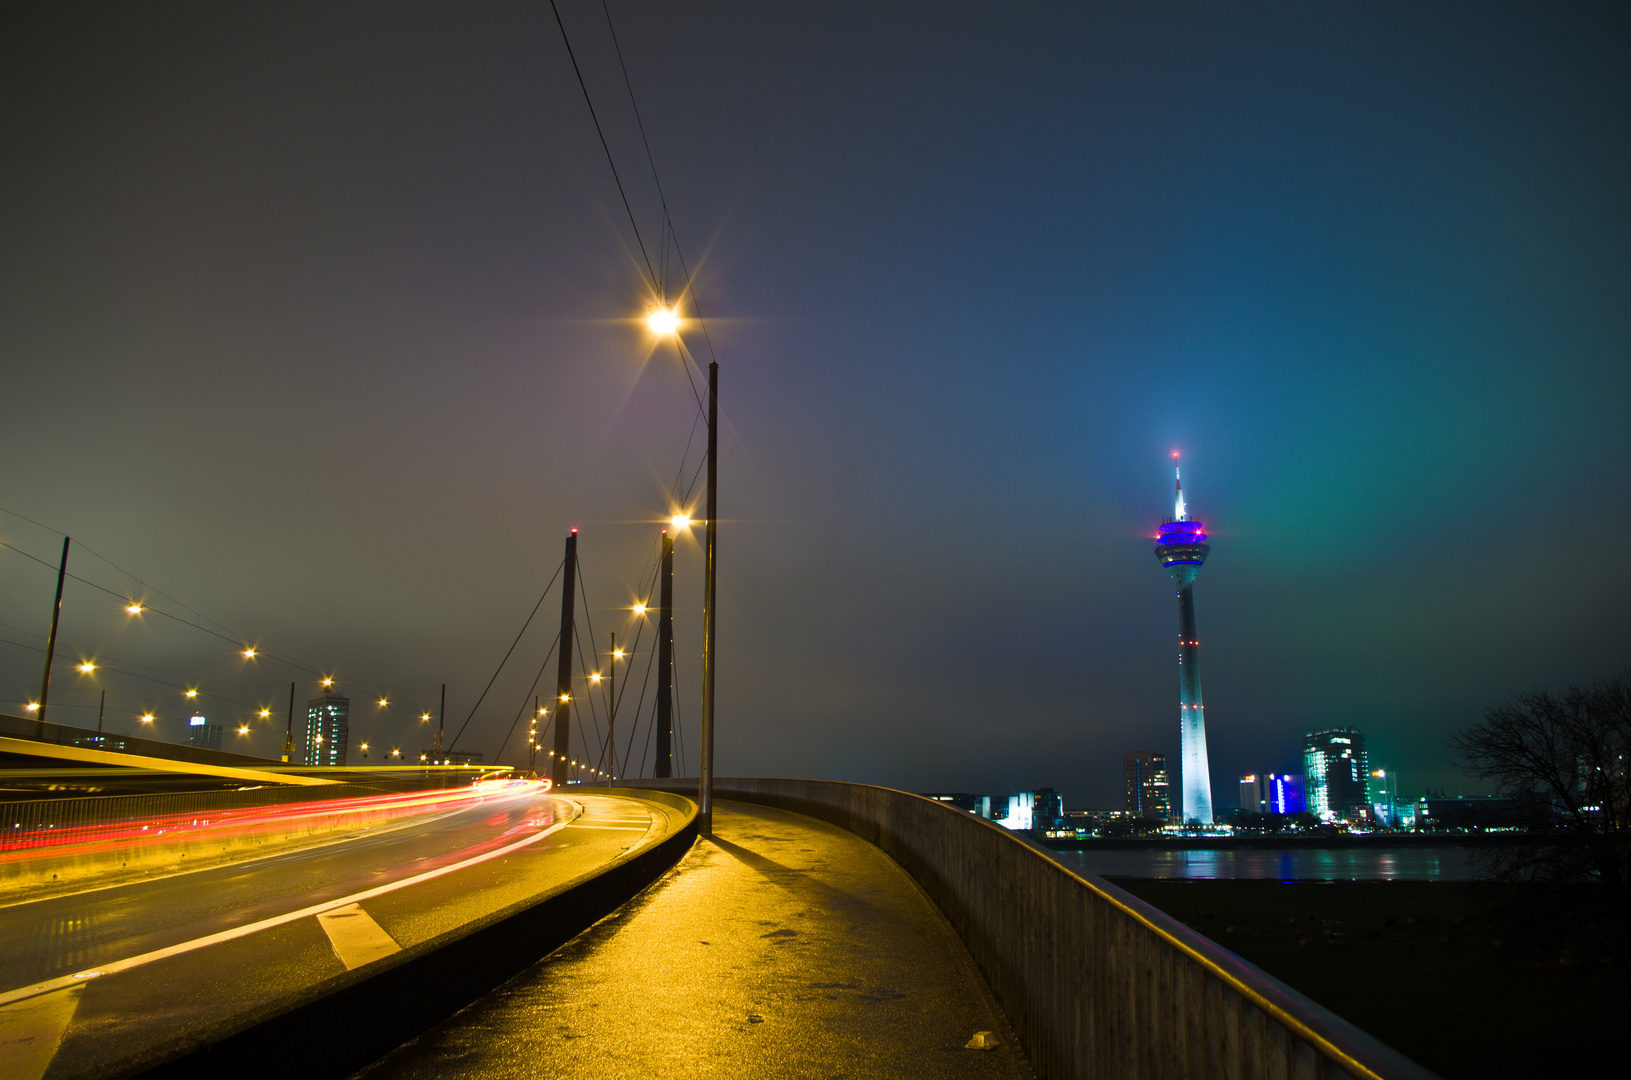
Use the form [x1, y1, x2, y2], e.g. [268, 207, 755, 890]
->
[447, 558, 565, 752]
[493, 629, 563, 766]
[546, 0, 658, 292]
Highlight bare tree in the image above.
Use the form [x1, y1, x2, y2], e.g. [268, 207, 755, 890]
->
[1451, 673, 1631, 953]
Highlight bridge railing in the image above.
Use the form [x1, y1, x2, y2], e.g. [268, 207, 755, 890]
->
[624, 777, 1437, 1080]
[0, 711, 279, 769]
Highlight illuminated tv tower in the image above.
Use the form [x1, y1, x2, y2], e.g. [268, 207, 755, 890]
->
[1154, 453, 1213, 824]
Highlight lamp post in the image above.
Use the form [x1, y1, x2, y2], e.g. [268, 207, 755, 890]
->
[282, 682, 295, 763]
[647, 305, 718, 832]
[699, 360, 717, 835]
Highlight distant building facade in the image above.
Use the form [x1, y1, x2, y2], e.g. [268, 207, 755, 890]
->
[185, 714, 222, 752]
[1238, 774, 1265, 814]
[305, 692, 350, 767]
[1031, 788, 1066, 833]
[1304, 727, 1369, 821]
[1267, 773, 1306, 815]
[1123, 751, 1173, 822]
[921, 793, 981, 813]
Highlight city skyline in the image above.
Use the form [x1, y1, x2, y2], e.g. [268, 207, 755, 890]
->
[1, 4, 1627, 806]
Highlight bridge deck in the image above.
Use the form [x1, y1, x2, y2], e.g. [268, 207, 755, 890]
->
[360, 799, 1032, 1080]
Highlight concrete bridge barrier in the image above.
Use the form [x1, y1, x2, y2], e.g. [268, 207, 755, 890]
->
[620, 778, 1438, 1080]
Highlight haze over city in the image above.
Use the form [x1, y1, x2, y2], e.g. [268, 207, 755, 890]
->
[3, 2, 1628, 807]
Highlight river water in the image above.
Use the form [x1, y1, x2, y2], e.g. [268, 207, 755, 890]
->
[1050, 846, 1482, 881]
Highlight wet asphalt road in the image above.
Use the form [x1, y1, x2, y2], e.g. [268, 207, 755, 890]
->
[0, 788, 675, 1080]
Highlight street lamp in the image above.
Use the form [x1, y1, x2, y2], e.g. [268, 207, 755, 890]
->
[646, 304, 679, 336]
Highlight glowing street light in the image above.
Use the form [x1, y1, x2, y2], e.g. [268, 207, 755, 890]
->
[238, 725, 249, 735]
[126, 603, 143, 615]
[259, 708, 271, 718]
[140, 713, 154, 723]
[24, 702, 39, 712]
[77, 662, 95, 673]
[322, 677, 334, 688]
[590, 672, 602, 684]
[646, 304, 679, 336]
[670, 513, 691, 530]
[632, 602, 647, 617]
[378, 698, 389, 707]
[185, 689, 198, 699]
[243, 648, 257, 660]
[421, 712, 431, 722]
[560, 692, 571, 703]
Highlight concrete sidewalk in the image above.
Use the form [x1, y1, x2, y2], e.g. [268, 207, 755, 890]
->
[358, 800, 1031, 1079]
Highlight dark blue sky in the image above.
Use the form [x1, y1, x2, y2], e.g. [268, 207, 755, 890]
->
[2, 2, 1627, 806]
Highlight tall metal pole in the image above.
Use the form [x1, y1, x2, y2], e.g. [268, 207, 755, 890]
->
[36, 536, 70, 727]
[655, 530, 673, 779]
[550, 530, 579, 788]
[606, 631, 615, 786]
[97, 689, 106, 734]
[436, 683, 446, 758]
[282, 682, 295, 763]
[699, 361, 718, 835]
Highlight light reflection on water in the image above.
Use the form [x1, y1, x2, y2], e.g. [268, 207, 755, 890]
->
[1052, 846, 1482, 881]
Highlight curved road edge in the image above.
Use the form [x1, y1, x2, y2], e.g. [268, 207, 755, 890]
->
[90, 789, 699, 1080]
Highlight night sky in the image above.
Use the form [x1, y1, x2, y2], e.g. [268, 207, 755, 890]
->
[2, 3, 1627, 808]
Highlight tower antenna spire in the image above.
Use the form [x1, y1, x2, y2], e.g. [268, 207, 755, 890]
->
[1172, 451, 1187, 521]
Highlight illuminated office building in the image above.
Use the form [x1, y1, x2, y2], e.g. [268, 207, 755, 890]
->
[185, 714, 222, 752]
[1153, 460, 1214, 823]
[1303, 727, 1369, 821]
[1238, 774, 1264, 815]
[1123, 751, 1173, 822]
[305, 691, 350, 767]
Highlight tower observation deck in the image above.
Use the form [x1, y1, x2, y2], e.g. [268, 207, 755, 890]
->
[1154, 459, 1213, 824]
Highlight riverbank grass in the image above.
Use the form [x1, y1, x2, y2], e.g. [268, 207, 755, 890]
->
[1110, 879, 1624, 1080]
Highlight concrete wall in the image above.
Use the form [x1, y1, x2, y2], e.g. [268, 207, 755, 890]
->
[621, 778, 1438, 1080]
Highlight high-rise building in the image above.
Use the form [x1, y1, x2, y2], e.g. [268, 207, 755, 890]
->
[1032, 788, 1066, 833]
[305, 691, 350, 767]
[1153, 458, 1214, 823]
[1123, 751, 1173, 822]
[185, 714, 222, 751]
[1238, 774, 1265, 815]
[1267, 773, 1306, 815]
[1303, 727, 1369, 821]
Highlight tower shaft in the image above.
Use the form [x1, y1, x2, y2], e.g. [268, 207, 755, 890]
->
[551, 531, 578, 787]
[1176, 584, 1213, 824]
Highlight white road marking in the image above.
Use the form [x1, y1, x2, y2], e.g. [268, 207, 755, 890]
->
[565, 824, 650, 831]
[0, 984, 82, 1080]
[0, 796, 582, 1008]
[317, 904, 401, 970]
